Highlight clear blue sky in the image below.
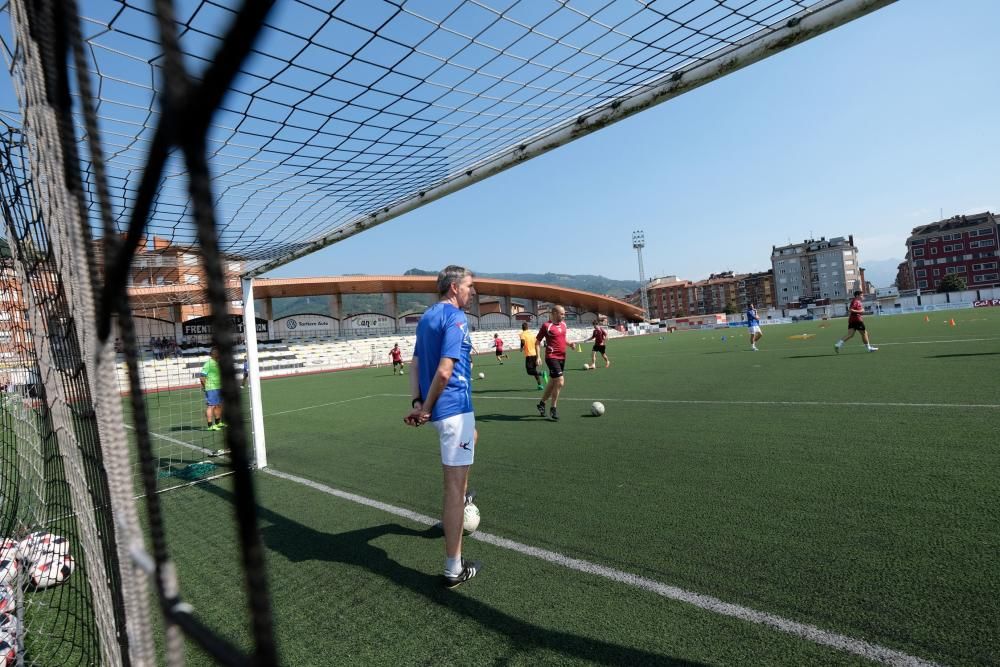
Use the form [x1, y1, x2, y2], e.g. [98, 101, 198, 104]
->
[263, 0, 999, 286]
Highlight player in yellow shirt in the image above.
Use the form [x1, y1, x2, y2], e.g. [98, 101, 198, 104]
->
[518, 322, 545, 390]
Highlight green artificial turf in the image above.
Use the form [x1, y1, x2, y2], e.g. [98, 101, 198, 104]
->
[141, 310, 999, 665]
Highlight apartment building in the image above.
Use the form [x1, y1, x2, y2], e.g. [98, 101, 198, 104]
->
[771, 236, 860, 306]
[904, 212, 999, 292]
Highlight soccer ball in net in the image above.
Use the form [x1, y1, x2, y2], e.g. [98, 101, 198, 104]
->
[463, 503, 481, 534]
[29, 554, 74, 589]
[0, 560, 17, 587]
[590, 401, 605, 416]
[477, 372, 485, 379]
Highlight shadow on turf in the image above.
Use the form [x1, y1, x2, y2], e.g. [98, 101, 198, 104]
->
[193, 482, 703, 666]
[476, 413, 538, 423]
[925, 352, 1000, 358]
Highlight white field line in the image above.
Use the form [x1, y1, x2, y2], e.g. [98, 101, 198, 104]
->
[263, 467, 939, 667]
[263, 394, 381, 418]
[124, 423, 215, 456]
[383, 393, 1000, 410]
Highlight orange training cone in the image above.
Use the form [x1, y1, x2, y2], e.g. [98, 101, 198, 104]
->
[949, 318, 956, 327]
[924, 315, 929, 323]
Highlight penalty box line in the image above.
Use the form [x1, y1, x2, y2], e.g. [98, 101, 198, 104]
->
[263, 467, 938, 667]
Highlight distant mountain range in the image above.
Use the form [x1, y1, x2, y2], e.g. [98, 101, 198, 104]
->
[404, 268, 639, 298]
[860, 258, 903, 288]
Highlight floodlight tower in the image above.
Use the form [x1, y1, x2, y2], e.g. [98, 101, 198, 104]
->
[632, 230, 649, 320]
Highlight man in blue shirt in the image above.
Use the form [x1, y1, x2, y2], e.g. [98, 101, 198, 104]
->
[746, 303, 763, 351]
[404, 265, 481, 588]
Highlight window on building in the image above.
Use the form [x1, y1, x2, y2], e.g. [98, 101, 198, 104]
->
[930, 247, 938, 255]
[917, 280, 928, 288]
[915, 269, 926, 277]
[910, 239, 925, 246]
[933, 269, 940, 276]
[913, 248, 924, 257]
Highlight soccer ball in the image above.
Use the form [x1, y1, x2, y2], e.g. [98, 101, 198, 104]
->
[29, 554, 74, 589]
[18, 532, 70, 564]
[400, 368, 405, 375]
[0, 612, 19, 645]
[0, 587, 14, 615]
[590, 401, 605, 417]
[463, 503, 481, 534]
[0, 541, 16, 564]
[582, 363, 590, 370]
[0, 638, 14, 666]
[477, 372, 485, 379]
[0, 560, 17, 587]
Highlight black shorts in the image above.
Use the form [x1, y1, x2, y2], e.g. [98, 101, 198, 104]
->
[848, 320, 866, 332]
[545, 357, 565, 378]
[525, 356, 538, 375]
[393, 360, 402, 366]
[592, 344, 606, 354]
[496, 350, 504, 357]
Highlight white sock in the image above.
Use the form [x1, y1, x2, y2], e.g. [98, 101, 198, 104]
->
[445, 556, 462, 577]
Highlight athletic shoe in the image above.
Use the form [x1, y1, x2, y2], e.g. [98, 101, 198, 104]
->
[206, 424, 217, 431]
[834, 343, 841, 354]
[208, 423, 221, 431]
[536, 384, 544, 390]
[867, 346, 879, 352]
[464, 489, 477, 506]
[751, 346, 758, 351]
[536, 401, 546, 417]
[550, 407, 559, 421]
[443, 559, 482, 589]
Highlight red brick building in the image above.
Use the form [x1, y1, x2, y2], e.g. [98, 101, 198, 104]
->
[905, 212, 999, 292]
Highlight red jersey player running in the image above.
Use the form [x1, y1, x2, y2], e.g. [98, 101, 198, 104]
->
[835, 290, 878, 353]
[585, 323, 610, 368]
[389, 343, 405, 374]
[492, 333, 508, 363]
[536, 305, 571, 421]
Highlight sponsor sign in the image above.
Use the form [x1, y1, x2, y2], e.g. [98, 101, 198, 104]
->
[182, 315, 267, 336]
[348, 315, 392, 329]
[973, 299, 1000, 308]
[276, 315, 336, 333]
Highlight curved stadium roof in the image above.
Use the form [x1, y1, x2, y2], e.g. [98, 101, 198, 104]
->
[127, 275, 644, 321]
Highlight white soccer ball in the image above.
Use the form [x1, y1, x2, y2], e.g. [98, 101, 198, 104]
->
[463, 503, 481, 534]
[582, 363, 590, 370]
[0, 637, 14, 666]
[0, 541, 16, 564]
[17, 532, 70, 564]
[0, 560, 17, 587]
[590, 401, 605, 417]
[0, 612, 19, 645]
[0, 587, 13, 615]
[400, 369, 405, 375]
[477, 372, 485, 379]
[29, 554, 74, 589]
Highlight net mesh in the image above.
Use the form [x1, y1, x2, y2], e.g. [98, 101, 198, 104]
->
[0, 0, 875, 275]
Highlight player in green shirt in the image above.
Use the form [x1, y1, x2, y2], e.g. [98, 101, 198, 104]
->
[200, 346, 224, 430]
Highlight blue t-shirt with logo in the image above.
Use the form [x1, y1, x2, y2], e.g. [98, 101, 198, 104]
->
[746, 308, 760, 327]
[414, 302, 473, 421]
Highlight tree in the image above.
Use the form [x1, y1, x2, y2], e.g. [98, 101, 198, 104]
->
[723, 301, 737, 314]
[938, 274, 966, 292]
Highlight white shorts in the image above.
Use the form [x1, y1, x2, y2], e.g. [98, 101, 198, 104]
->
[749, 325, 762, 335]
[432, 412, 475, 467]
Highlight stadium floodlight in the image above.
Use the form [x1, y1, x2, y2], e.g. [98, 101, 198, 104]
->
[632, 230, 649, 320]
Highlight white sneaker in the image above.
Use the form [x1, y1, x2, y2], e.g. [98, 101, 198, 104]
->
[867, 346, 878, 352]
[751, 346, 758, 351]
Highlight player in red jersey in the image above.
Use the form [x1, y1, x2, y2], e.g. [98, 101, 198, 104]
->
[492, 334, 508, 363]
[389, 343, 405, 374]
[585, 323, 610, 368]
[835, 290, 878, 353]
[535, 305, 570, 421]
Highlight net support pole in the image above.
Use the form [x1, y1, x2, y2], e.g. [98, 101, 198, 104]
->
[241, 278, 267, 469]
